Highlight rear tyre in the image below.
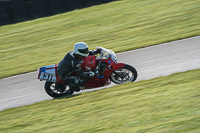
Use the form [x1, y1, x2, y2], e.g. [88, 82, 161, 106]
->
[110, 64, 137, 84]
[45, 81, 74, 98]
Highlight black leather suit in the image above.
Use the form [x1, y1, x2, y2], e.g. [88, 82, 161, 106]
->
[57, 50, 98, 90]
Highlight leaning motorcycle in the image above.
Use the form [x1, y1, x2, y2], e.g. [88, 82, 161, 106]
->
[37, 47, 137, 98]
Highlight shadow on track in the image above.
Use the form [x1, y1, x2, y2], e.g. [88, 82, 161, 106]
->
[53, 93, 82, 100]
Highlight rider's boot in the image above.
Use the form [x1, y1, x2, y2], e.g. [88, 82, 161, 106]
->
[69, 84, 80, 92]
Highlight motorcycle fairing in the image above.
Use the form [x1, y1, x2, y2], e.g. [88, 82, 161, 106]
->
[81, 55, 97, 71]
[83, 58, 125, 89]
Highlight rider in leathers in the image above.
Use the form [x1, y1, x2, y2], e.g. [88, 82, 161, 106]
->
[57, 42, 100, 92]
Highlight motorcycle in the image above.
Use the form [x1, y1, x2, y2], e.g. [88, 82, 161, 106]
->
[37, 47, 137, 98]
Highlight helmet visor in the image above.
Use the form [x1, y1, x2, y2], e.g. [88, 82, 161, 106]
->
[78, 48, 89, 54]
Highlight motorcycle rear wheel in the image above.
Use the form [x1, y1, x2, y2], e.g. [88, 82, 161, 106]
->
[45, 81, 74, 98]
[110, 64, 137, 84]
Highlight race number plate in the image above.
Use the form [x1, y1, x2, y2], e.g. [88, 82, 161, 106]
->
[37, 64, 57, 82]
[42, 72, 53, 81]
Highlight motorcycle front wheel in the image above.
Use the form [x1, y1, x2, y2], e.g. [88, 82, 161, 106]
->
[110, 64, 137, 84]
[45, 81, 74, 98]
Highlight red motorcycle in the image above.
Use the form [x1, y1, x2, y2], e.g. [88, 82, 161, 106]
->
[37, 47, 137, 98]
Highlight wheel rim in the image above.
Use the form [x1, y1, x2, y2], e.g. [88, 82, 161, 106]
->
[50, 83, 70, 95]
[111, 68, 134, 84]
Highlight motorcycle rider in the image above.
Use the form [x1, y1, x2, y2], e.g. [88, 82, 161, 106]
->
[57, 42, 101, 92]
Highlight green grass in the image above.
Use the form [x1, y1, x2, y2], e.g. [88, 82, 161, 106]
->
[0, 0, 200, 79]
[0, 69, 200, 132]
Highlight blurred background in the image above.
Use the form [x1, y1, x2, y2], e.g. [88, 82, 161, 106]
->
[0, 0, 114, 26]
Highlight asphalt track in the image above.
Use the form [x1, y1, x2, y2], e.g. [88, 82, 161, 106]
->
[0, 36, 200, 111]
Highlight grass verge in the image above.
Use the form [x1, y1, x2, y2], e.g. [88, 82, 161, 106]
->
[0, 69, 200, 133]
[0, 0, 200, 78]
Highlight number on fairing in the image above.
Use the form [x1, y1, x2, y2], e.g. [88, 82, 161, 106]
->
[43, 73, 53, 81]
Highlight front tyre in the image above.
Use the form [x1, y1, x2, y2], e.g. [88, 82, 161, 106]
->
[110, 64, 137, 84]
[45, 81, 74, 98]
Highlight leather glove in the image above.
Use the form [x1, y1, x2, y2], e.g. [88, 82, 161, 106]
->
[89, 71, 95, 78]
[96, 48, 101, 54]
